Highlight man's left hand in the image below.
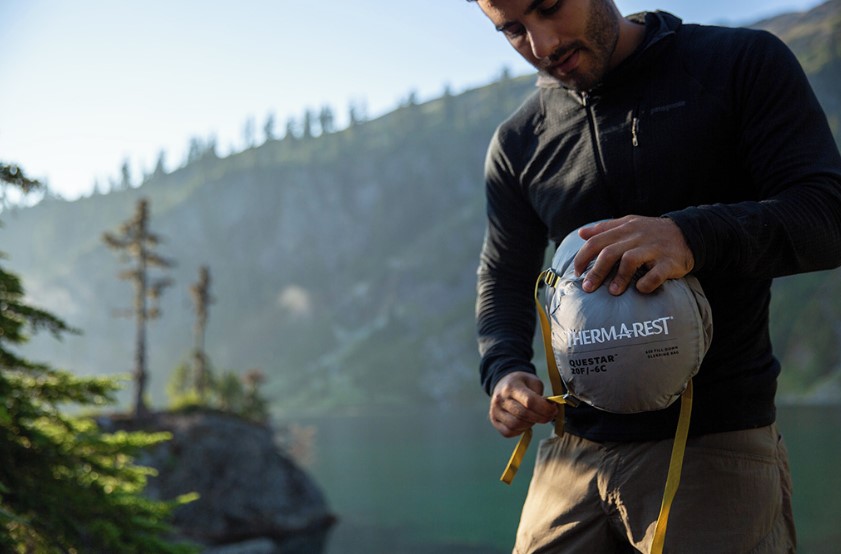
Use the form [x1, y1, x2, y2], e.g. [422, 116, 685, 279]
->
[573, 216, 695, 295]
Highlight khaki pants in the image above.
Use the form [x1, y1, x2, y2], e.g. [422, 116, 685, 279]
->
[514, 424, 796, 553]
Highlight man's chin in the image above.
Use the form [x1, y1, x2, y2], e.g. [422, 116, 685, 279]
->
[536, 69, 594, 93]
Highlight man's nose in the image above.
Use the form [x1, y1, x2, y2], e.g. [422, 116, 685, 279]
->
[528, 25, 560, 60]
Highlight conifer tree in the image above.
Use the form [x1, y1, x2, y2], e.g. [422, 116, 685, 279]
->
[189, 266, 213, 401]
[243, 116, 256, 149]
[302, 109, 314, 139]
[185, 137, 203, 165]
[119, 158, 133, 190]
[0, 168, 195, 553]
[0, 163, 39, 192]
[263, 112, 276, 142]
[284, 116, 298, 141]
[0, 163, 42, 208]
[348, 100, 367, 127]
[153, 150, 167, 179]
[103, 199, 174, 418]
[318, 105, 335, 135]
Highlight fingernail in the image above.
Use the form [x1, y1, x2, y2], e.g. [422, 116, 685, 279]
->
[610, 282, 621, 295]
[583, 279, 594, 291]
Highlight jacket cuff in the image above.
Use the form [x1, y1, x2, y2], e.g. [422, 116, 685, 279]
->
[662, 210, 706, 273]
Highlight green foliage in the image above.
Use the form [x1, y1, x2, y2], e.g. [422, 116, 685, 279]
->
[0, 163, 41, 194]
[166, 362, 201, 409]
[1, 162, 47, 210]
[0, 258, 197, 553]
[167, 362, 269, 424]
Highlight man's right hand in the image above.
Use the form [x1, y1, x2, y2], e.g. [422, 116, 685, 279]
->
[489, 371, 559, 438]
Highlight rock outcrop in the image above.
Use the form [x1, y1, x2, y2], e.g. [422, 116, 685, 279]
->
[101, 409, 335, 553]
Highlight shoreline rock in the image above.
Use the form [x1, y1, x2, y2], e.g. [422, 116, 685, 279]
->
[100, 408, 336, 553]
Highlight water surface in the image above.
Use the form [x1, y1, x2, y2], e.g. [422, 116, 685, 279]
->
[287, 404, 841, 553]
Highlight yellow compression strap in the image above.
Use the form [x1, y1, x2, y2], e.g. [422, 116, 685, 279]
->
[499, 270, 568, 485]
[499, 395, 570, 485]
[500, 269, 695, 554]
[535, 269, 567, 437]
[650, 379, 693, 554]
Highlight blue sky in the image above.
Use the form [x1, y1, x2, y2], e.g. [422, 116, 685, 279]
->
[0, 0, 827, 200]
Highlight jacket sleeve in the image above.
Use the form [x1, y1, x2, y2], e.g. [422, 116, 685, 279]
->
[666, 30, 841, 278]
[476, 128, 549, 396]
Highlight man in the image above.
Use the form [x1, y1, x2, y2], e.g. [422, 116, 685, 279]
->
[469, 0, 841, 552]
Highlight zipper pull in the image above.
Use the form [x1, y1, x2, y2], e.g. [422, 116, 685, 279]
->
[631, 117, 640, 147]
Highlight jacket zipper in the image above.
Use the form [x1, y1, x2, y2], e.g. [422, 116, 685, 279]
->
[632, 117, 640, 147]
[580, 92, 608, 181]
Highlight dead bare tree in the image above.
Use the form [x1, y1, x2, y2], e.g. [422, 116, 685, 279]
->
[103, 198, 173, 418]
[190, 265, 214, 401]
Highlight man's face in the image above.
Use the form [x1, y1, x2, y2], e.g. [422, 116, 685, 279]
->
[477, 0, 621, 92]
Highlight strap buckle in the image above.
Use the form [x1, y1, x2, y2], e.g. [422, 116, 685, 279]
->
[542, 268, 561, 289]
[561, 391, 579, 408]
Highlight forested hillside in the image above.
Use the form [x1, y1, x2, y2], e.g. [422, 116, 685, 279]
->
[3, 2, 840, 415]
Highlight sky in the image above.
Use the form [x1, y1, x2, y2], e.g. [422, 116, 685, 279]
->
[0, 0, 827, 200]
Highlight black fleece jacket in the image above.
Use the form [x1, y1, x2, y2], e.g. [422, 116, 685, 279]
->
[476, 12, 841, 441]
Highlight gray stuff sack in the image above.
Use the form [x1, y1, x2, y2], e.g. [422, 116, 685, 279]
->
[545, 224, 713, 414]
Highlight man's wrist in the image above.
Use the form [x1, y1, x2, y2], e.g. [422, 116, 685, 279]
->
[489, 366, 537, 396]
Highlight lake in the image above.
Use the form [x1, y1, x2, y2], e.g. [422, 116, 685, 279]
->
[285, 404, 841, 554]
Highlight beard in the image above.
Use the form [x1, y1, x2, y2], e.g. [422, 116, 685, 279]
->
[541, 0, 621, 92]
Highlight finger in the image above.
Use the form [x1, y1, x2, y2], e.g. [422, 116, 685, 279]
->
[489, 388, 556, 437]
[574, 222, 630, 279]
[494, 390, 557, 425]
[577, 217, 625, 240]
[489, 397, 534, 437]
[491, 400, 558, 438]
[581, 246, 623, 292]
[513, 392, 559, 422]
[634, 262, 670, 294]
[490, 380, 561, 437]
[490, 409, 533, 437]
[608, 271, 632, 296]
[574, 225, 611, 276]
[573, 246, 594, 279]
[574, 235, 611, 278]
[608, 249, 648, 296]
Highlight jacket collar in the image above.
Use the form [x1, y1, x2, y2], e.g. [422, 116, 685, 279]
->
[535, 11, 682, 91]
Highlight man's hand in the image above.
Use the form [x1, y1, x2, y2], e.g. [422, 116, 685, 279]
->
[489, 371, 559, 438]
[573, 216, 695, 295]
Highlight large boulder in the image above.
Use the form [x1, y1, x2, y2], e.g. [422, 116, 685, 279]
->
[101, 409, 335, 552]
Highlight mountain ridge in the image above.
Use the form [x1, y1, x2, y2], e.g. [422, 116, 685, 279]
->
[4, 2, 840, 415]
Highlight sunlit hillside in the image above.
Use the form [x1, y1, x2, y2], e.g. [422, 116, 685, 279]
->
[3, 1, 840, 415]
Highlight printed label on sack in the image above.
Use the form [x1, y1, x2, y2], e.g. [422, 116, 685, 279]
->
[645, 346, 680, 359]
[567, 354, 616, 375]
[565, 316, 674, 347]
